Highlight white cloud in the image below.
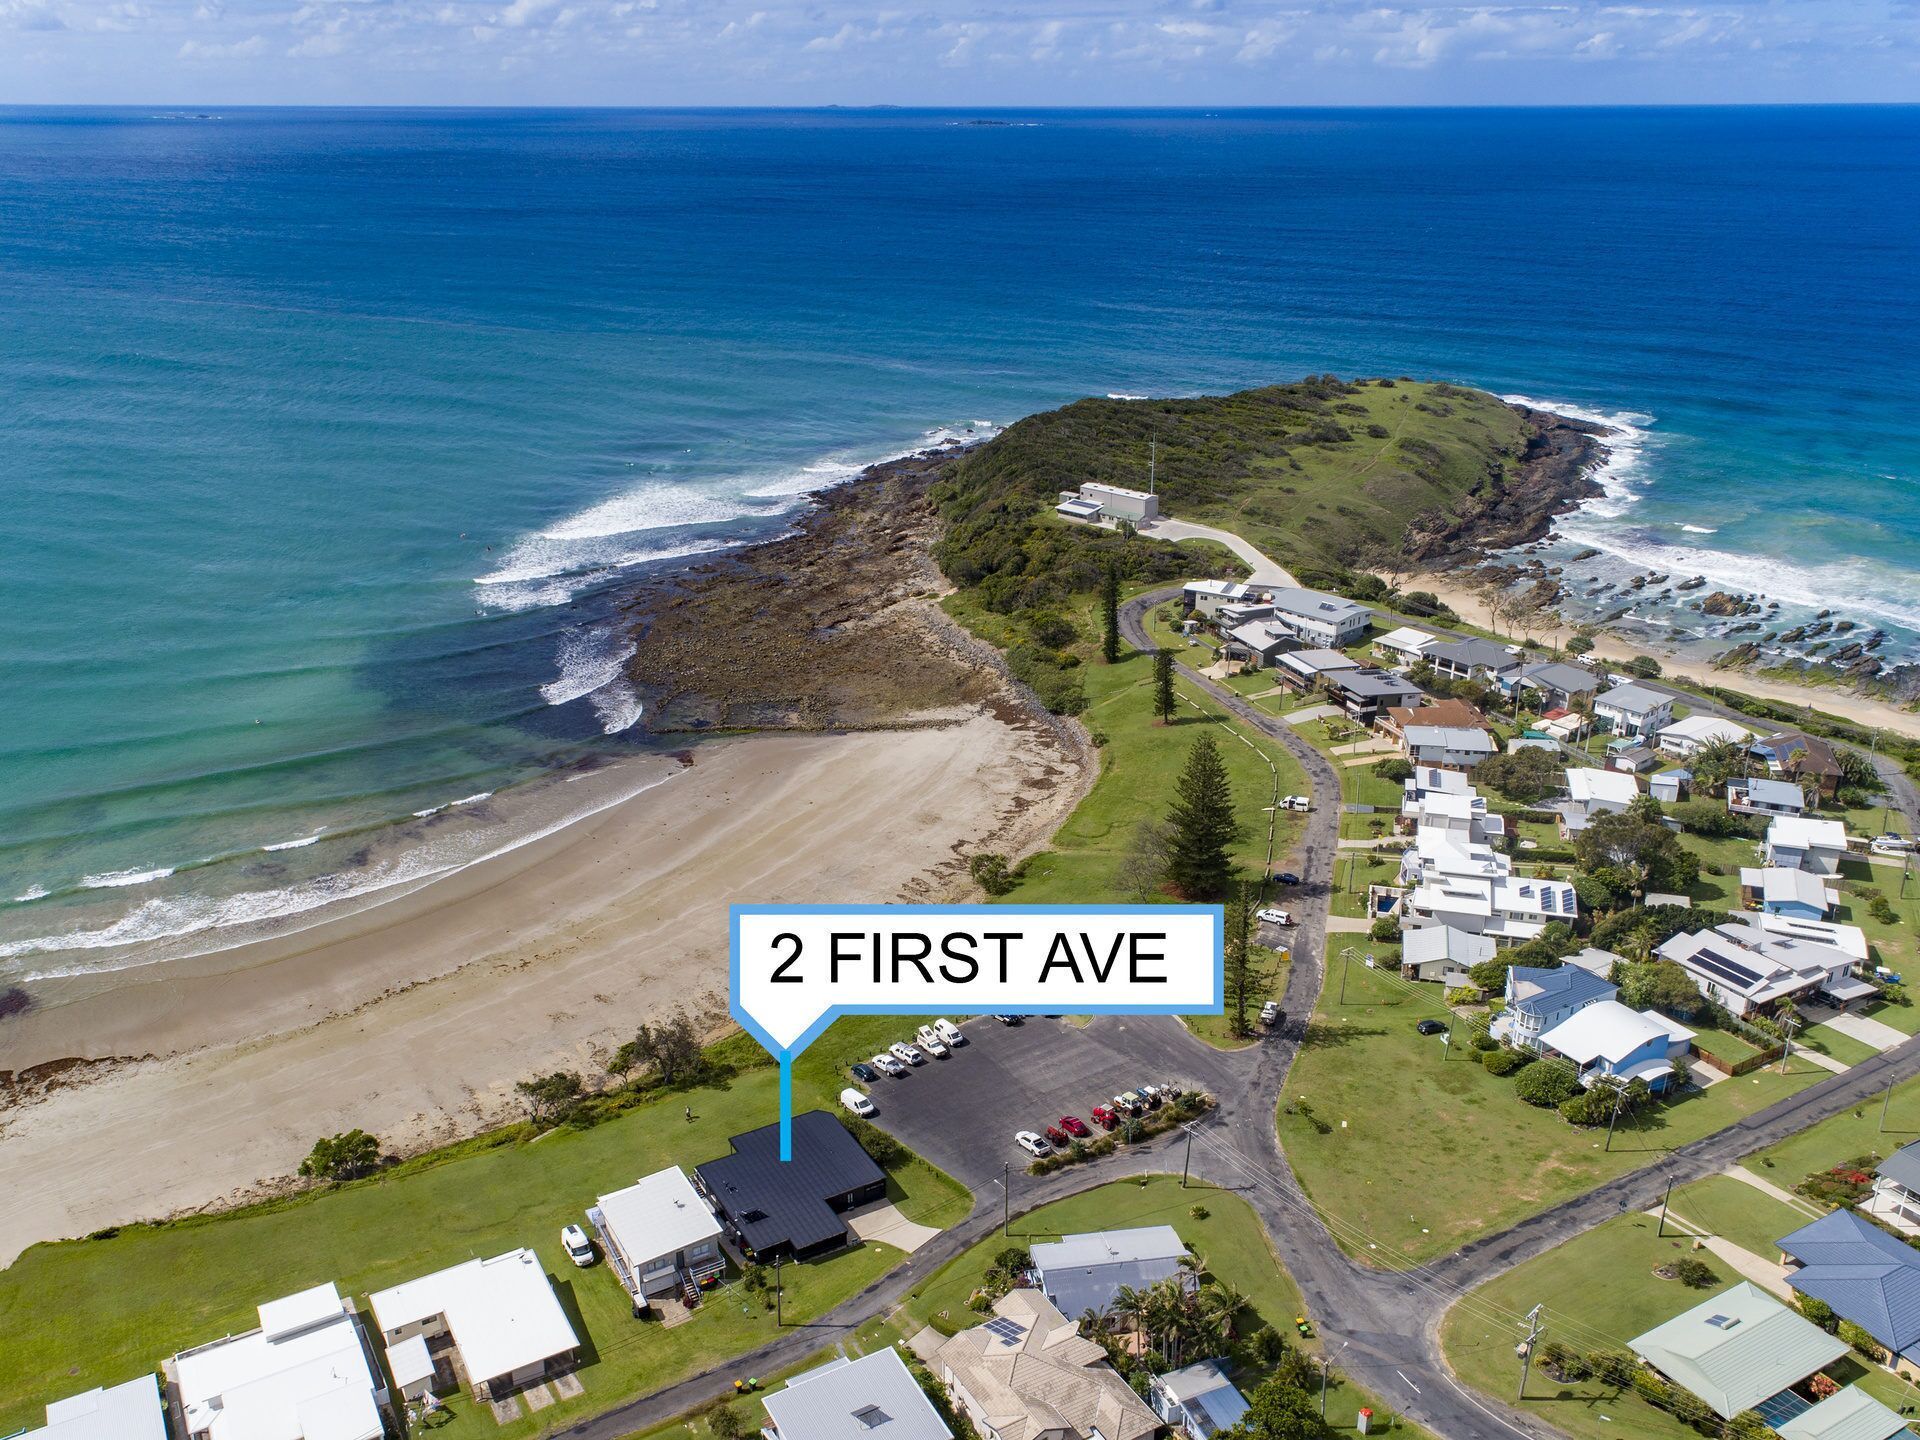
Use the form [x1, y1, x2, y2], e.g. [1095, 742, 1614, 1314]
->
[177, 32, 265, 56]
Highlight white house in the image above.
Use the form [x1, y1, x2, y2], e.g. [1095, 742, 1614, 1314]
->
[1495, 964, 1617, 1049]
[1057, 482, 1158, 524]
[1655, 715, 1753, 758]
[1274, 647, 1361, 693]
[1401, 724, 1497, 771]
[1405, 873, 1577, 944]
[170, 1282, 386, 1440]
[19, 1375, 169, 1440]
[1751, 911, 1870, 964]
[1766, 815, 1849, 876]
[764, 1349, 952, 1440]
[1423, 636, 1515, 681]
[1264, 586, 1373, 648]
[1373, 625, 1437, 667]
[1401, 923, 1497, 984]
[1181, 579, 1253, 618]
[1149, 1359, 1251, 1439]
[1728, 776, 1807, 818]
[1593, 682, 1673, 739]
[1400, 787, 1505, 845]
[1739, 866, 1839, 920]
[1657, 924, 1868, 1018]
[1536, 1000, 1694, 1093]
[592, 1165, 726, 1306]
[367, 1250, 579, 1402]
[1649, 768, 1690, 804]
[1562, 767, 1640, 835]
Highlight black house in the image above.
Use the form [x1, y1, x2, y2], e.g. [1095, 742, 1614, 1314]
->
[692, 1110, 887, 1260]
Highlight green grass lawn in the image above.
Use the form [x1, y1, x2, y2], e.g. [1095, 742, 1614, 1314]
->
[1746, 1074, 1920, 1185]
[0, 1048, 974, 1440]
[1684, 1021, 1763, 1067]
[959, 592, 1309, 904]
[1441, 1209, 1920, 1440]
[1799, 1023, 1882, 1068]
[1663, 1174, 1815, 1259]
[1279, 962, 1830, 1265]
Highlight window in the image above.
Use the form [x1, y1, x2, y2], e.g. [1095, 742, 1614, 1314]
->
[852, 1406, 891, 1429]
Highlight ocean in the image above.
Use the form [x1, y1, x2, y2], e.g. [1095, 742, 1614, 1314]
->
[2, 105, 1916, 980]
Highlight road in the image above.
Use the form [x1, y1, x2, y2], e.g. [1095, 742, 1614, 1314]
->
[1136, 516, 1299, 588]
[567, 586, 1920, 1440]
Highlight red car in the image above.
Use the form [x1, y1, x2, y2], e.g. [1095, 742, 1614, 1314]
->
[1090, 1105, 1118, 1130]
[1059, 1115, 1090, 1138]
[1044, 1125, 1070, 1147]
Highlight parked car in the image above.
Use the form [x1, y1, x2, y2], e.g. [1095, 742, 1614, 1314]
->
[1273, 871, 1301, 886]
[1059, 1115, 1090, 1138]
[850, 1062, 879, 1083]
[915, 1026, 951, 1057]
[871, 1052, 907, 1077]
[560, 1224, 595, 1268]
[1257, 907, 1294, 926]
[1044, 1124, 1070, 1147]
[890, 1042, 926, 1066]
[1282, 795, 1312, 811]
[992, 1014, 1023, 1025]
[1260, 1000, 1282, 1026]
[1416, 1019, 1448, 1036]
[1015, 1130, 1052, 1157]
[840, 1087, 877, 1118]
[1090, 1104, 1119, 1130]
[1872, 834, 1914, 855]
[933, 1018, 965, 1045]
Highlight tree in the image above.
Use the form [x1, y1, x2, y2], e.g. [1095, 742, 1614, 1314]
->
[1473, 747, 1565, 803]
[608, 1013, 708, 1087]
[1837, 745, 1883, 793]
[970, 852, 1016, 895]
[1371, 756, 1413, 783]
[1573, 810, 1700, 899]
[1227, 1373, 1335, 1440]
[1166, 733, 1242, 900]
[1100, 562, 1121, 664]
[1687, 737, 1750, 796]
[299, 1129, 380, 1183]
[1514, 1063, 1581, 1107]
[1616, 959, 1712, 1020]
[1623, 654, 1662, 679]
[1224, 883, 1275, 1037]
[1116, 819, 1175, 901]
[1152, 649, 1177, 723]
[516, 1070, 584, 1123]
[1565, 633, 1595, 656]
[1671, 797, 1760, 838]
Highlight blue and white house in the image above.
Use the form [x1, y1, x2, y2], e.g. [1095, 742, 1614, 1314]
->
[1777, 1208, 1920, 1372]
[1494, 965, 1617, 1050]
[1149, 1359, 1250, 1440]
[1740, 867, 1839, 920]
[1536, 1000, 1695, 1092]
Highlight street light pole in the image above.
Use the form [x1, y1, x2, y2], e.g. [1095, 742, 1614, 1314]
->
[1182, 1125, 1193, 1187]
[1517, 1305, 1544, 1401]
[1002, 1162, 1010, 1236]
[1658, 1175, 1674, 1236]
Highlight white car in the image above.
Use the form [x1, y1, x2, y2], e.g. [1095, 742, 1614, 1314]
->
[1872, 834, 1914, 856]
[891, 1041, 927, 1066]
[915, 1025, 950, 1057]
[1015, 1130, 1052, 1157]
[1257, 907, 1294, 926]
[1282, 795, 1312, 812]
[560, 1224, 595, 1268]
[1260, 1000, 1281, 1026]
[840, 1087, 877, 1118]
[871, 1052, 907, 1077]
[933, 1018, 965, 1046]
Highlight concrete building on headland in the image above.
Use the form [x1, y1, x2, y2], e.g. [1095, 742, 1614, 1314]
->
[1056, 482, 1159, 525]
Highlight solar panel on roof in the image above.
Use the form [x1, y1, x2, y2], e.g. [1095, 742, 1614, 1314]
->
[1689, 946, 1765, 989]
[981, 1316, 1026, 1345]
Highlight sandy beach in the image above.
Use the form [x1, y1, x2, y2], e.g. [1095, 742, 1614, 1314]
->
[0, 712, 1085, 1265]
[1414, 573, 1920, 743]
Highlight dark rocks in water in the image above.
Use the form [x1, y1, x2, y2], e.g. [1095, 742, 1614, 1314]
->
[1629, 574, 1649, 590]
[1817, 608, 1833, 620]
[1571, 547, 1601, 563]
[1406, 404, 1608, 561]
[1728, 621, 1764, 635]
[1602, 606, 1634, 624]
[1715, 641, 1763, 669]
[1831, 642, 1866, 664]
[1701, 590, 1761, 618]
[1647, 573, 1668, 585]
[1835, 620, 1857, 633]
[1547, 565, 1564, 576]
[1523, 577, 1564, 608]
[1677, 576, 1707, 591]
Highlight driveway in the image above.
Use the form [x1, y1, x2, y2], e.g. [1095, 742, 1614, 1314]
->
[1137, 517, 1297, 587]
[1812, 1008, 1910, 1052]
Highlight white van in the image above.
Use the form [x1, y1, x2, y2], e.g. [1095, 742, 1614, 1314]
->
[840, 1087, 877, 1118]
[933, 1018, 965, 1046]
[1282, 795, 1312, 812]
[915, 1025, 951, 1057]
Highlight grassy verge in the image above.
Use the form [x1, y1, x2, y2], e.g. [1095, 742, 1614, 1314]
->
[1278, 961, 1829, 1265]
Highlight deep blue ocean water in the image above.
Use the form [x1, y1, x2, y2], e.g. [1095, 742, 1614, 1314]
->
[2, 106, 1916, 975]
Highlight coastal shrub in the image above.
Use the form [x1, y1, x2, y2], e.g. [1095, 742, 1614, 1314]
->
[1482, 1048, 1530, 1077]
[1839, 1320, 1885, 1361]
[1672, 1255, 1718, 1288]
[1586, 1351, 1637, 1388]
[1513, 1063, 1581, 1107]
[515, 1070, 585, 1124]
[970, 852, 1016, 896]
[1870, 896, 1900, 925]
[1371, 756, 1414, 783]
[1617, 960, 1714, 1020]
[1623, 655, 1662, 679]
[1558, 1086, 1625, 1127]
[1366, 423, 1390, 438]
[609, 1012, 709, 1088]
[298, 1129, 382, 1183]
[843, 1114, 907, 1168]
[1799, 1296, 1836, 1328]
[1539, 1341, 1589, 1382]
[1671, 799, 1762, 839]
[700, 1399, 747, 1440]
[1021, 610, 1079, 648]
[1474, 747, 1565, 803]
[1564, 635, 1594, 655]
[1573, 811, 1700, 896]
[1470, 1030, 1500, 1053]
[1369, 917, 1401, 942]
[1398, 590, 1449, 619]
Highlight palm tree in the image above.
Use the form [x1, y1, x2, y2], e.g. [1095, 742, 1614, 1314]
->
[1200, 1279, 1248, 1341]
[1108, 1284, 1150, 1356]
[1689, 737, 1748, 797]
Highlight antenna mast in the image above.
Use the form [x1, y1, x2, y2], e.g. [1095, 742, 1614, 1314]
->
[1149, 438, 1156, 495]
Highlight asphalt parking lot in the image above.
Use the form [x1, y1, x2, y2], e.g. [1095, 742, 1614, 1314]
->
[861, 1013, 1248, 1188]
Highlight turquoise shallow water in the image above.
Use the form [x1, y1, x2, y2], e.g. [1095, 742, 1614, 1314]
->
[1, 106, 1915, 976]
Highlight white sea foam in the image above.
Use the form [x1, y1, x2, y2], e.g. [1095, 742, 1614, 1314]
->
[12, 886, 49, 904]
[1679, 524, 1718, 534]
[1107, 392, 1149, 401]
[590, 679, 644, 734]
[541, 628, 638, 707]
[3, 769, 680, 972]
[79, 866, 175, 890]
[262, 834, 321, 852]
[1500, 393, 1655, 522]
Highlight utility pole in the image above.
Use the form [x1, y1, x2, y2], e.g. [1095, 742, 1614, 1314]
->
[774, 1255, 783, 1326]
[1604, 1080, 1625, 1152]
[1148, 437, 1157, 496]
[1181, 1125, 1194, 1187]
[1517, 1304, 1544, 1400]
[1779, 1012, 1800, 1074]
[1658, 1174, 1674, 1236]
[1320, 1354, 1331, 1417]
[1002, 1162, 1010, 1236]
[1884, 1079, 1896, 1133]
[1340, 947, 1352, 1004]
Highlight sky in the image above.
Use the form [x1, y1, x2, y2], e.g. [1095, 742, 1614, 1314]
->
[1, 0, 1916, 106]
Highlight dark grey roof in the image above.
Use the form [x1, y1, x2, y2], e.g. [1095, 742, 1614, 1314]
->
[1331, 669, 1424, 701]
[1427, 637, 1512, 671]
[694, 1110, 884, 1256]
[1507, 964, 1616, 1016]
[1507, 660, 1599, 695]
[1777, 1208, 1920, 1355]
[1881, 1142, 1920, 1197]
